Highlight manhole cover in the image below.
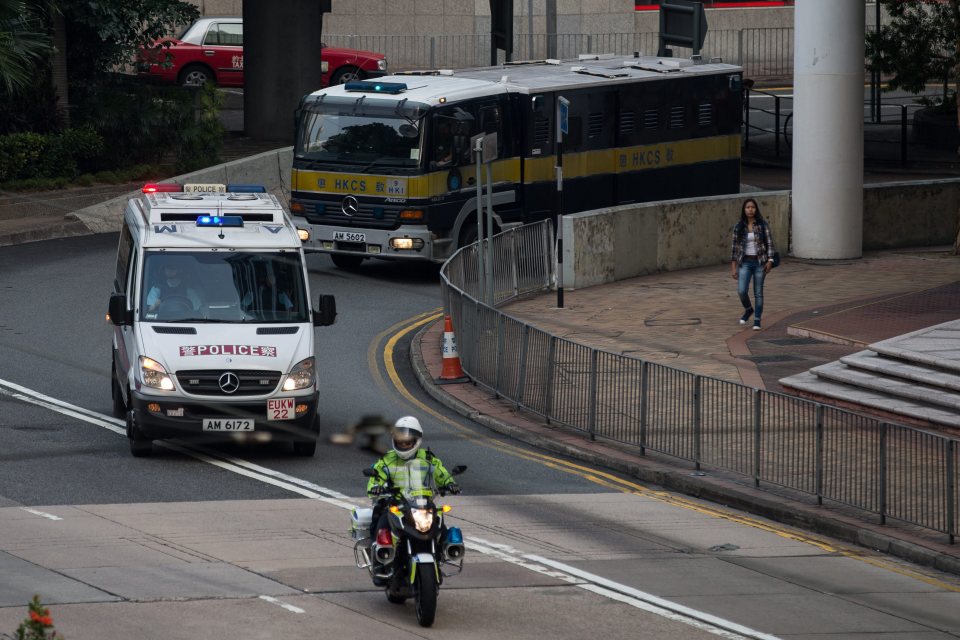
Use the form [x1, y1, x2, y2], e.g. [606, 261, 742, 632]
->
[644, 318, 701, 326]
[765, 337, 823, 346]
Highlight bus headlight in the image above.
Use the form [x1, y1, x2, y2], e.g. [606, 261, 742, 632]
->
[140, 356, 174, 390]
[283, 357, 315, 391]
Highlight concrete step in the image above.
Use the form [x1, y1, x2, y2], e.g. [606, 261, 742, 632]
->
[810, 361, 960, 412]
[779, 371, 960, 429]
[870, 323, 960, 375]
[839, 350, 960, 393]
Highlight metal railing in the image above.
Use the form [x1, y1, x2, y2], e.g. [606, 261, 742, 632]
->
[440, 219, 960, 543]
[326, 27, 796, 79]
[744, 89, 929, 165]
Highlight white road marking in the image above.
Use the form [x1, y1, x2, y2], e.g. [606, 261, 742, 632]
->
[258, 595, 305, 614]
[1, 377, 781, 639]
[20, 508, 62, 521]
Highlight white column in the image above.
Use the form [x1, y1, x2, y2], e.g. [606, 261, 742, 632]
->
[791, 0, 865, 259]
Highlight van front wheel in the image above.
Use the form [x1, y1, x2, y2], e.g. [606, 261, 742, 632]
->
[127, 409, 154, 457]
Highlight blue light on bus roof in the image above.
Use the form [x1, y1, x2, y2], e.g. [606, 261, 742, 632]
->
[344, 80, 407, 94]
[196, 215, 244, 227]
[225, 184, 266, 193]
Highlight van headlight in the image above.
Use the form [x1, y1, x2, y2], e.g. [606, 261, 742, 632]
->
[283, 357, 315, 391]
[140, 356, 175, 390]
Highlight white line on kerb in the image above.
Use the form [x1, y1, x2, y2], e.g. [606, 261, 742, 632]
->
[20, 508, 62, 521]
[1, 377, 781, 639]
[258, 595, 305, 614]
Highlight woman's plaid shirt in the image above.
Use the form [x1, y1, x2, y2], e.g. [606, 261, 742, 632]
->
[730, 218, 776, 264]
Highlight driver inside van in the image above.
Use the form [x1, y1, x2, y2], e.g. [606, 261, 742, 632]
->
[146, 260, 203, 314]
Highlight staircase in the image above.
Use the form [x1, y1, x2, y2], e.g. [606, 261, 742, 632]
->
[780, 320, 960, 430]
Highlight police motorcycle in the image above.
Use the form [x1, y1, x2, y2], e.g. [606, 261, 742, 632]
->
[351, 460, 466, 627]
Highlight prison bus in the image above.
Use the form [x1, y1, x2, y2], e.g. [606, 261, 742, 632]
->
[289, 53, 743, 268]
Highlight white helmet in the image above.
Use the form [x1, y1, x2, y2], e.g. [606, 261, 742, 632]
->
[392, 416, 423, 460]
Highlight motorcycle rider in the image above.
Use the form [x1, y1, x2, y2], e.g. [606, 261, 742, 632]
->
[366, 416, 460, 584]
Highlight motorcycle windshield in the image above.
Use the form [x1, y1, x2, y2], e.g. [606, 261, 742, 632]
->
[384, 458, 436, 503]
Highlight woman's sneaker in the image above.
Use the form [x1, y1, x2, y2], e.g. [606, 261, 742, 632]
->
[739, 308, 754, 325]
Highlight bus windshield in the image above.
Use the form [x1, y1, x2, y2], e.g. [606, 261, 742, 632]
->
[141, 251, 309, 324]
[295, 100, 424, 169]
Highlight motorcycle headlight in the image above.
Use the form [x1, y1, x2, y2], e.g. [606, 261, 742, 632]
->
[411, 508, 433, 533]
[283, 357, 315, 391]
[140, 356, 174, 390]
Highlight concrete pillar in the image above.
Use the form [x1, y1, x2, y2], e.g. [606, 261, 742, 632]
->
[244, 0, 325, 142]
[791, 0, 865, 259]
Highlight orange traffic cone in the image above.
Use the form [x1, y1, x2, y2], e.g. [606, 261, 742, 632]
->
[436, 315, 470, 385]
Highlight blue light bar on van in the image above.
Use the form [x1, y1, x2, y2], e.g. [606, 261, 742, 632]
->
[197, 215, 244, 227]
[225, 184, 266, 193]
[344, 80, 407, 94]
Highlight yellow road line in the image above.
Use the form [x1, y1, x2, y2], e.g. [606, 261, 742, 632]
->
[374, 311, 960, 592]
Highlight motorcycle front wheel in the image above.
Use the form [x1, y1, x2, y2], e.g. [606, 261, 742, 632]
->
[415, 563, 439, 627]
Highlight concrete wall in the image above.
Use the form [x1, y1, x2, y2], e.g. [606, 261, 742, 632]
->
[563, 178, 960, 290]
[72, 147, 293, 234]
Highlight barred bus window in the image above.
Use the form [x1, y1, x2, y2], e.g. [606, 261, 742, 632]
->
[643, 109, 659, 129]
[534, 116, 551, 143]
[669, 105, 685, 129]
[619, 110, 635, 135]
[588, 113, 604, 138]
[698, 102, 713, 127]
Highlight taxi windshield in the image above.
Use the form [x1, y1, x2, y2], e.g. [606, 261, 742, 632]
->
[141, 251, 309, 323]
[295, 99, 424, 169]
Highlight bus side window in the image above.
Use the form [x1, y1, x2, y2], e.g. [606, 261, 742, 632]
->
[479, 105, 502, 156]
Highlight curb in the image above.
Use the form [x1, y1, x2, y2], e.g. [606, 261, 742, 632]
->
[409, 319, 960, 577]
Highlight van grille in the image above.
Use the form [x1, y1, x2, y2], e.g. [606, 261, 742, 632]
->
[176, 369, 282, 396]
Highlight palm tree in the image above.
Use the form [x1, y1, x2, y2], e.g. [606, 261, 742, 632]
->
[0, 0, 52, 94]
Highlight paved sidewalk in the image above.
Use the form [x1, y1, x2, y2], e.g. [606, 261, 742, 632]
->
[411, 246, 960, 575]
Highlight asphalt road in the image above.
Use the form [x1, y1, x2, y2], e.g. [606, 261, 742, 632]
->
[1, 235, 960, 639]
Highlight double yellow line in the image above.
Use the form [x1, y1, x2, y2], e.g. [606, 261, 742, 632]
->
[369, 310, 960, 592]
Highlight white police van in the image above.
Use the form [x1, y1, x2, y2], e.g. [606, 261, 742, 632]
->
[108, 183, 337, 457]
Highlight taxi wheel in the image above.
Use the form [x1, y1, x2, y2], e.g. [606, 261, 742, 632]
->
[127, 409, 154, 457]
[180, 64, 213, 87]
[331, 253, 364, 269]
[331, 66, 363, 85]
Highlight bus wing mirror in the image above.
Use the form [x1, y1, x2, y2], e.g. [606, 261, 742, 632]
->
[314, 294, 338, 327]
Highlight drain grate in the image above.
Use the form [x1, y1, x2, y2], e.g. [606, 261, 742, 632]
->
[765, 337, 823, 346]
[742, 354, 805, 363]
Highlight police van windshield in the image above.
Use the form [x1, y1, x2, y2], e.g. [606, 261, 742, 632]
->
[295, 100, 424, 170]
[141, 251, 309, 324]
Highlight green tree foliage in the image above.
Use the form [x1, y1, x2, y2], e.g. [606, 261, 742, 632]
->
[0, 0, 52, 94]
[57, 0, 198, 87]
[866, 0, 960, 108]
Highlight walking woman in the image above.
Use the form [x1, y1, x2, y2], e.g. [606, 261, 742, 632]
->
[730, 198, 776, 330]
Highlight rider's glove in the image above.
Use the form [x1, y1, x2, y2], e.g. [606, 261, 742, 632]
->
[445, 483, 461, 495]
[369, 484, 386, 496]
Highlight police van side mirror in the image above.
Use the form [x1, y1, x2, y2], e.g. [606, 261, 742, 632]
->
[108, 293, 132, 326]
[314, 294, 337, 327]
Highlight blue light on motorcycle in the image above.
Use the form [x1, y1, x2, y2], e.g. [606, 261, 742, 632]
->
[446, 527, 463, 544]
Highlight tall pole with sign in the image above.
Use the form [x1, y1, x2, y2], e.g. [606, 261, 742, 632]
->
[555, 96, 568, 309]
[483, 132, 498, 307]
[473, 135, 485, 300]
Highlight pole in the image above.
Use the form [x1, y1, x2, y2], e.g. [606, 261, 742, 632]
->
[555, 98, 565, 309]
[474, 138, 484, 300]
[485, 162, 494, 306]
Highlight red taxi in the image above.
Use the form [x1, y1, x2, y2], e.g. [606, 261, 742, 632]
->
[137, 17, 387, 88]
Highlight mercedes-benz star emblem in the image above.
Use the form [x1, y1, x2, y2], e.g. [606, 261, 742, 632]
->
[341, 195, 359, 217]
[219, 372, 240, 394]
